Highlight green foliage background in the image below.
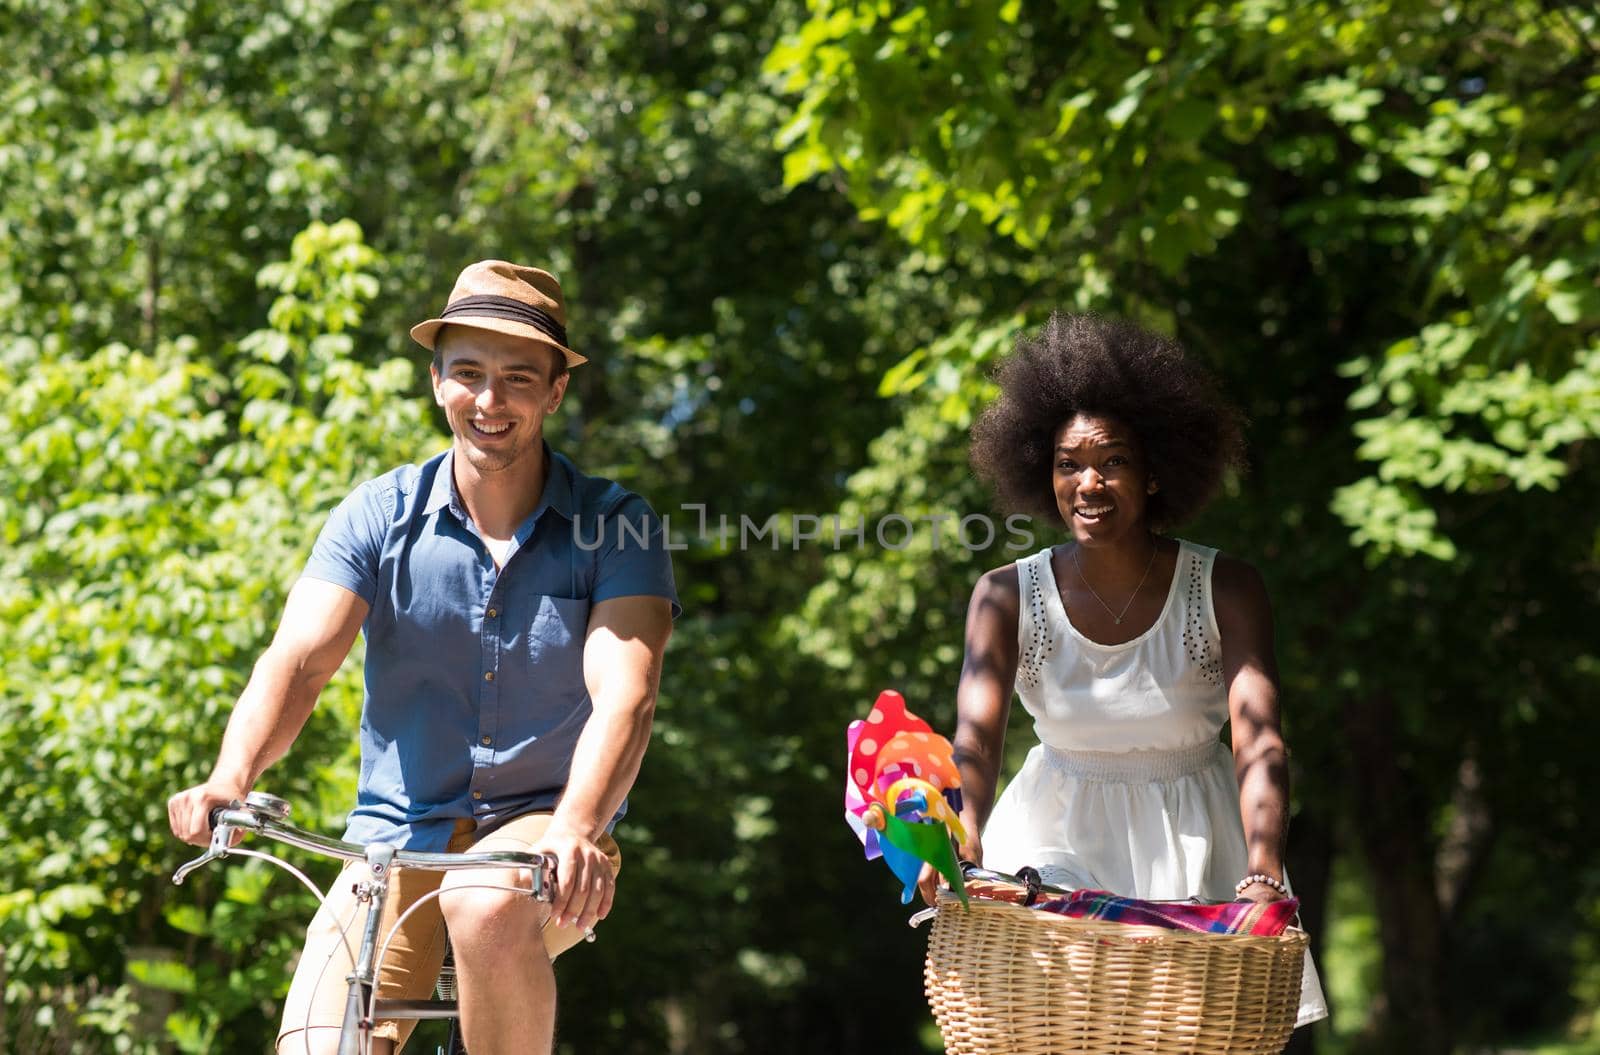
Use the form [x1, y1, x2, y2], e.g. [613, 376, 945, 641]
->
[1, 1, 1596, 1052]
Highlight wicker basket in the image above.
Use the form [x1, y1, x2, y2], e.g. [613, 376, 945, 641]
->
[924, 891, 1307, 1055]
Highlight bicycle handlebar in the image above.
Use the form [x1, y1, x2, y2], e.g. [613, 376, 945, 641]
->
[174, 793, 556, 896]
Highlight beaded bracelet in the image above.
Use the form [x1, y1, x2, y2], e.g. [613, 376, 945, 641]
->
[1235, 873, 1289, 897]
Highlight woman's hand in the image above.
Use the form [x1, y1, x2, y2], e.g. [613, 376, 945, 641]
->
[1234, 878, 1289, 904]
[914, 834, 982, 906]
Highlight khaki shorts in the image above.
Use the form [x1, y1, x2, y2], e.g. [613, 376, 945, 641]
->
[276, 813, 621, 1053]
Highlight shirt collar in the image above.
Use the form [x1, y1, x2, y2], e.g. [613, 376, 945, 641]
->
[423, 450, 460, 518]
[422, 444, 575, 524]
[534, 443, 576, 522]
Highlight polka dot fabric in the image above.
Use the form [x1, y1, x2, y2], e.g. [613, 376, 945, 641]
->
[846, 690, 964, 818]
[1016, 558, 1055, 689]
[847, 690, 935, 796]
[1180, 548, 1225, 686]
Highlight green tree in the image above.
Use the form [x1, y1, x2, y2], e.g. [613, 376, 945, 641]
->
[0, 219, 436, 1049]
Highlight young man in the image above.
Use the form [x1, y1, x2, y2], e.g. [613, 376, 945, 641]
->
[168, 261, 678, 1054]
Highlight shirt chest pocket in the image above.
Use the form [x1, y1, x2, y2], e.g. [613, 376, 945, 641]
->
[527, 594, 591, 705]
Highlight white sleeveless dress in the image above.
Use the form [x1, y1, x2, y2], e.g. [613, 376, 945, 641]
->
[982, 540, 1329, 1027]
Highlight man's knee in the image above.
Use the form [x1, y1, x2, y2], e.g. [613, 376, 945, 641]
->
[439, 868, 551, 947]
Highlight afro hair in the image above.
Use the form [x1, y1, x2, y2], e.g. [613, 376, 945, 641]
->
[970, 313, 1245, 532]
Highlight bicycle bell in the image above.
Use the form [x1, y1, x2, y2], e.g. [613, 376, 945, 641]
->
[245, 791, 292, 820]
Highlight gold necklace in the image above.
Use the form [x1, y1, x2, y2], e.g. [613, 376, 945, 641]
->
[1072, 543, 1159, 625]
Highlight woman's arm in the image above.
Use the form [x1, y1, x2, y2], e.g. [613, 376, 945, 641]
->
[1215, 554, 1292, 902]
[917, 565, 1021, 903]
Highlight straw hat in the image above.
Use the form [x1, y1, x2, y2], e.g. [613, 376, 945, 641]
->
[410, 260, 585, 367]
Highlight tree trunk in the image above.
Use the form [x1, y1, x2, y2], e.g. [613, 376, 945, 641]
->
[143, 234, 160, 352]
[1344, 688, 1450, 1054]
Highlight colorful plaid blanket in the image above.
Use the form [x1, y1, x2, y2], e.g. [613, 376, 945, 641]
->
[966, 880, 1299, 937]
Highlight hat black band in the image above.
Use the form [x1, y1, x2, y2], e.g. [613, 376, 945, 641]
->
[440, 295, 569, 349]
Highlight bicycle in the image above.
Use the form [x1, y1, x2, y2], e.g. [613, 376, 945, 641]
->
[173, 792, 564, 1055]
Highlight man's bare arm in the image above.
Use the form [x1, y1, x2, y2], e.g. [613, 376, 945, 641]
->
[539, 594, 673, 931]
[167, 578, 368, 845]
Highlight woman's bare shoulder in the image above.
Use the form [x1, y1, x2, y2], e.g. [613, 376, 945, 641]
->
[967, 560, 1026, 626]
[977, 557, 1032, 599]
[1210, 551, 1273, 628]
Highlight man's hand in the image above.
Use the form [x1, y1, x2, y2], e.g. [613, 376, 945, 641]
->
[167, 781, 248, 847]
[534, 821, 615, 934]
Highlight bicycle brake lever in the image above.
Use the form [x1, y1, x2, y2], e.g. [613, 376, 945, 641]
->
[173, 805, 246, 885]
[173, 844, 224, 885]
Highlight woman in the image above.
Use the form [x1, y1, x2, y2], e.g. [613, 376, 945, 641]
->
[920, 313, 1328, 1028]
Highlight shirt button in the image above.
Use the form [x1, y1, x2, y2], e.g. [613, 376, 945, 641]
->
[472, 790, 483, 800]
[484, 671, 495, 683]
[481, 736, 492, 746]
[486, 607, 498, 618]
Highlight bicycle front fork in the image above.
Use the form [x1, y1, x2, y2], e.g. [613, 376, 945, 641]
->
[338, 843, 397, 1055]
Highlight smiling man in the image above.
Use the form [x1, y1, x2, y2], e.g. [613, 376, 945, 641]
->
[168, 261, 679, 1055]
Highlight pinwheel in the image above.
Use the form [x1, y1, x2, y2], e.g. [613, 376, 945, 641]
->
[845, 690, 968, 906]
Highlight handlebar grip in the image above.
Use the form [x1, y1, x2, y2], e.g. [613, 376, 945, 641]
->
[207, 805, 226, 832]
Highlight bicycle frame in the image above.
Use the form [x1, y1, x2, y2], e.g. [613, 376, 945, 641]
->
[173, 792, 557, 1055]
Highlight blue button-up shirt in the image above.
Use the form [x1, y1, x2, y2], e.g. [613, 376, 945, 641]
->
[301, 446, 679, 850]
